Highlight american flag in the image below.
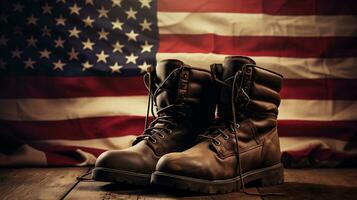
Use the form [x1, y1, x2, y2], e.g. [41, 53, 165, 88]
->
[0, 0, 356, 167]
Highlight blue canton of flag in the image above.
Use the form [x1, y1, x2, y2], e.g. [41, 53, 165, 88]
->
[0, 0, 158, 76]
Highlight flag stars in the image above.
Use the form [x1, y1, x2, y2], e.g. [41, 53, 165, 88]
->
[41, 26, 51, 37]
[138, 61, 151, 73]
[55, 15, 67, 26]
[109, 62, 122, 73]
[126, 30, 139, 41]
[83, 16, 95, 27]
[69, 3, 82, 15]
[13, 26, 23, 35]
[97, 6, 109, 18]
[112, 0, 123, 7]
[0, 35, 8, 46]
[27, 36, 37, 47]
[27, 14, 38, 25]
[139, 0, 151, 8]
[96, 50, 109, 63]
[69, 27, 81, 38]
[68, 48, 79, 60]
[125, 8, 137, 20]
[125, 53, 138, 64]
[39, 48, 51, 59]
[54, 36, 65, 48]
[24, 58, 36, 69]
[112, 41, 124, 53]
[98, 28, 109, 40]
[53, 60, 66, 71]
[13, 3, 24, 12]
[141, 41, 153, 53]
[140, 19, 152, 31]
[82, 38, 95, 50]
[42, 3, 53, 14]
[111, 19, 123, 30]
[85, 0, 94, 5]
[82, 60, 93, 71]
[11, 48, 22, 59]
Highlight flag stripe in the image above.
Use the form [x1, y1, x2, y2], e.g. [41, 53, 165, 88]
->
[158, 12, 357, 37]
[1, 117, 355, 141]
[1, 97, 356, 121]
[1, 77, 356, 100]
[159, 35, 357, 58]
[157, 53, 357, 79]
[158, 0, 357, 15]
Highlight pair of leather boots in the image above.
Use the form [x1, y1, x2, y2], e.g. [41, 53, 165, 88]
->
[92, 56, 284, 194]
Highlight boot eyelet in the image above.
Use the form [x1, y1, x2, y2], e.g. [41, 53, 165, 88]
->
[158, 133, 165, 138]
[213, 140, 221, 146]
[223, 134, 229, 140]
[151, 138, 157, 143]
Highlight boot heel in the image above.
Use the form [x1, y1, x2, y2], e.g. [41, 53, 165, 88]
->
[258, 164, 284, 187]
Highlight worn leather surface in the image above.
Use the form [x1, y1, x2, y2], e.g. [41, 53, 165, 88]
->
[95, 59, 216, 174]
[156, 56, 284, 180]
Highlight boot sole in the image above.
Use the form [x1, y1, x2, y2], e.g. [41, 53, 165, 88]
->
[92, 167, 151, 186]
[151, 163, 284, 194]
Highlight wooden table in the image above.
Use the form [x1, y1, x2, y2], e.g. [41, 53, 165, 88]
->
[0, 167, 356, 200]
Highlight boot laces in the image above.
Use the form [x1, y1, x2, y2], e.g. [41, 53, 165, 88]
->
[135, 67, 186, 144]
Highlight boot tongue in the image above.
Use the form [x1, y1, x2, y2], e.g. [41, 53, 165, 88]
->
[222, 56, 255, 80]
[154, 59, 184, 110]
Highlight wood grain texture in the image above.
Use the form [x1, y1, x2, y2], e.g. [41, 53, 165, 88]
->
[0, 167, 88, 200]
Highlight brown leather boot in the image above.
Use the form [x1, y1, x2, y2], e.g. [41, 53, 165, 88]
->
[92, 59, 216, 185]
[151, 56, 284, 193]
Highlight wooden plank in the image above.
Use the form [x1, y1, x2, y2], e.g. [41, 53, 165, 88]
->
[65, 180, 262, 200]
[0, 167, 89, 200]
[259, 168, 357, 200]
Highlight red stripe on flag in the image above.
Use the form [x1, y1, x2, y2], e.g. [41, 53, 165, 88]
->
[0, 116, 145, 140]
[281, 79, 357, 100]
[1, 77, 356, 100]
[1, 116, 355, 141]
[158, 0, 357, 15]
[0, 76, 147, 98]
[278, 120, 357, 141]
[159, 34, 357, 58]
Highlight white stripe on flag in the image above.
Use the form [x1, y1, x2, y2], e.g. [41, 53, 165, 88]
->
[157, 53, 357, 79]
[1, 97, 357, 121]
[158, 12, 357, 37]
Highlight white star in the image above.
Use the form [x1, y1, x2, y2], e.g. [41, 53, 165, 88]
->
[112, 0, 122, 7]
[27, 36, 37, 47]
[96, 50, 109, 63]
[55, 15, 66, 26]
[0, 35, 8, 46]
[125, 53, 138, 64]
[111, 19, 123, 30]
[57, 0, 66, 3]
[54, 36, 65, 48]
[42, 3, 52, 14]
[68, 27, 81, 38]
[109, 62, 122, 73]
[97, 6, 109, 18]
[13, 26, 22, 35]
[24, 58, 36, 69]
[85, 0, 94, 5]
[13, 3, 24, 12]
[41, 26, 51, 37]
[138, 61, 151, 73]
[82, 38, 95, 50]
[98, 28, 109, 40]
[112, 41, 124, 53]
[125, 7, 137, 20]
[83, 16, 95, 27]
[82, 60, 93, 71]
[69, 3, 81, 15]
[140, 19, 152, 31]
[141, 41, 153, 53]
[125, 30, 139, 41]
[27, 15, 38, 25]
[11, 48, 22, 58]
[39, 48, 51, 59]
[139, 0, 151, 8]
[68, 48, 79, 60]
[53, 60, 66, 71]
